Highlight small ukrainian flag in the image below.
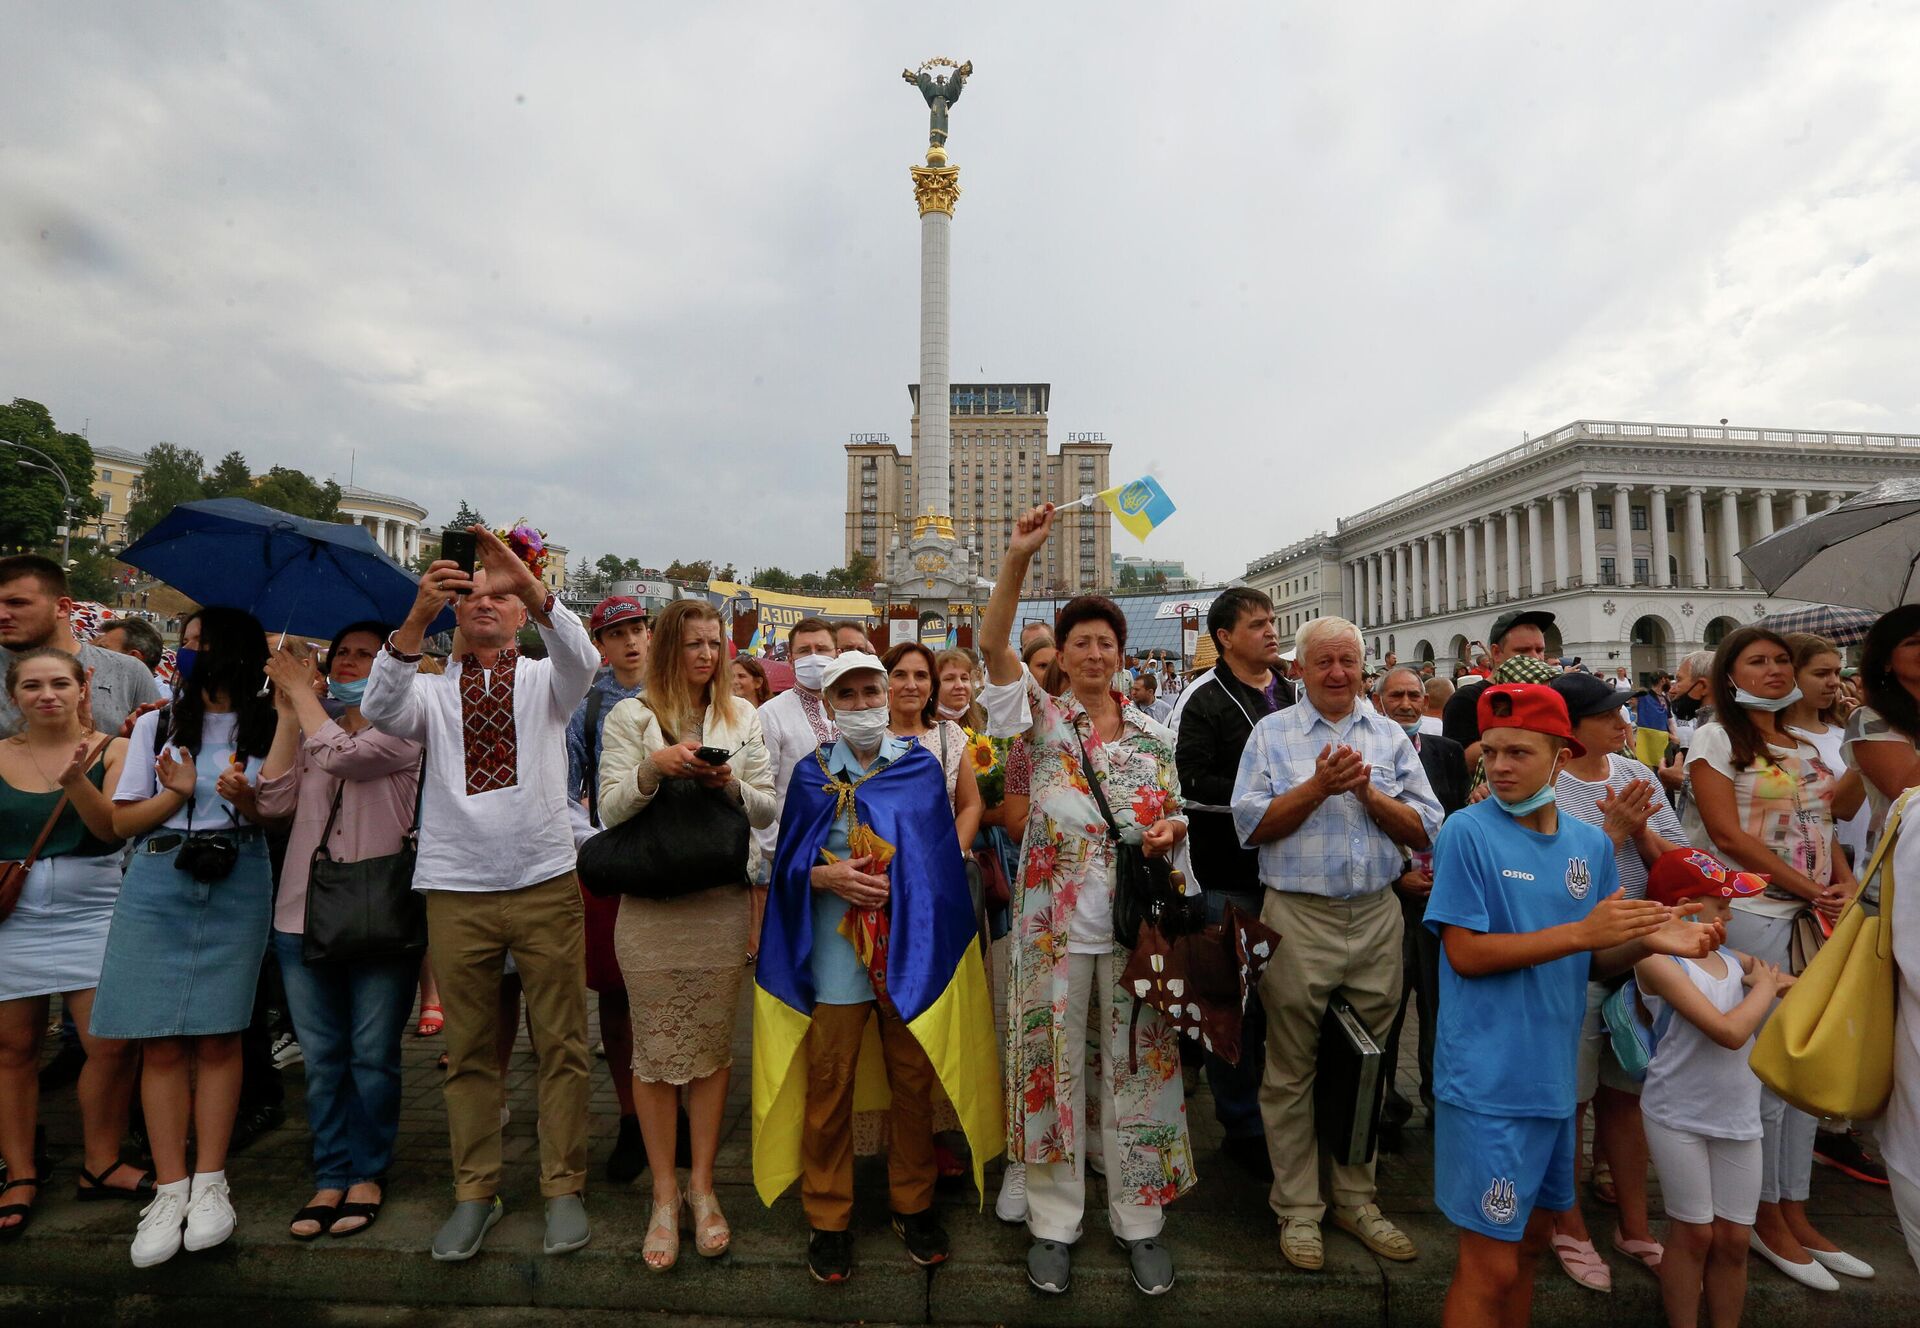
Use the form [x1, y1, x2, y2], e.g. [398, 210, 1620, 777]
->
[1096, 475, 1177, 541]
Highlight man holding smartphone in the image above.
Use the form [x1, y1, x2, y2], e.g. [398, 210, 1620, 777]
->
[362, 526, 601, 1263]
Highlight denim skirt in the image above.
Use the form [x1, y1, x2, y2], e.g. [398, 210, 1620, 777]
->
[89, 832, 273, 1039]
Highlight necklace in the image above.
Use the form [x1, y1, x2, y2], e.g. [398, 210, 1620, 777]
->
[9, 730, 81, 791]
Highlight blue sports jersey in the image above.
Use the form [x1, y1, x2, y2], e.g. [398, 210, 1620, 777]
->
[1425, 798, 1619, 1118]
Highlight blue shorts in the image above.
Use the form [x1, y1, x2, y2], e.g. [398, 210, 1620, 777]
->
[1434, 1101, 1577, 1242]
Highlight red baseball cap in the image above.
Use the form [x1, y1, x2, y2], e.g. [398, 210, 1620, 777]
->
[588, 596, 648, 638]
[1646, 848, 1767, 907]
[1476, 682, 1586, 757]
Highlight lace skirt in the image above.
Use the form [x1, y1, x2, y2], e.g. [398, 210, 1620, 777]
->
[614, 886, 750, 1085]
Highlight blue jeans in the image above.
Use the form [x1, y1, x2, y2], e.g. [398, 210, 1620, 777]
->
[1202, 890, 1267, 1141]
[270, 930, 415, 1188]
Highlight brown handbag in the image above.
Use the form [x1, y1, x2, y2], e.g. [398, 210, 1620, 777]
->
[0, 790, 76, 926]
[1120, 901, 1282, 1071]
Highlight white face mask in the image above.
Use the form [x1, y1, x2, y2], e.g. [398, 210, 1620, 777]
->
[792, 654, 830, 692]
[832, 705, 890, 748]
[936, 701, 968, 721]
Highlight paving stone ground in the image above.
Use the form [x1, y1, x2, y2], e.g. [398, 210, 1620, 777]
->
[3, 937, 1912, 1325]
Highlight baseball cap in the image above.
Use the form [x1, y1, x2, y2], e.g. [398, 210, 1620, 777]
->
[588, 596, 648, 638]
[1476, 682, 1586, 757]
[820, 651, 887, 691]
[1489, 608, 1556, 645]
[1645, 848, 1767, 907]
[1551, 671, 1624, 722]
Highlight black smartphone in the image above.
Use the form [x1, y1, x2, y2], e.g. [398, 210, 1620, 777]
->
[440, 528, 477, 593]
[694, 746, 733, 766]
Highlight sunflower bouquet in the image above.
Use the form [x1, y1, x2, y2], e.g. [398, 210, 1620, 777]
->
[967, 728, 1009, 806]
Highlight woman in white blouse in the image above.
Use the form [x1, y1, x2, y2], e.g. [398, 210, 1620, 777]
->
[595, 601, 775, 1271]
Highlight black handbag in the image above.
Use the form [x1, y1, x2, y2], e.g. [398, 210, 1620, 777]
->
[1078, 729, 1201, 949]
[577, 713, 751, 899]
[302, 758, 428, 965]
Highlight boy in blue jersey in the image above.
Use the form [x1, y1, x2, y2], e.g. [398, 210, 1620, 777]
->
[1425, 685, 1723, 1328]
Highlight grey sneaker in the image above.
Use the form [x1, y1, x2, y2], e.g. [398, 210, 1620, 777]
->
[1027, 1238, 1071, 1294]
[431, 1197, 503, 1262]
[543, 1193, 590, 1256]
[1117, 1234, 1175, 1295]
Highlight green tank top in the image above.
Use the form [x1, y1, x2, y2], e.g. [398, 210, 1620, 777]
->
[0, 757, 119, 860]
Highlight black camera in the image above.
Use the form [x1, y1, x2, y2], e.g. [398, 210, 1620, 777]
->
[174, 834, 240, 883]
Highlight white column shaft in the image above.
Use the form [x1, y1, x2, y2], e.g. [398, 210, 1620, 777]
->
[1720, 489, 1743, 588]
[1576, 487, 1599, 586]
[1551, 493, 1569, 590]
[1649, 489, 1671, 588]
[1443, 528, 1459, 613]
[1526, 502, 1545, 596]
[1789, 491, 1810, 523]
[1685, 489, 1708, 587]
[1613, 486, 1634, 586]
[1503, 509, 1522, 600]
[1462, 523, 1479, 606]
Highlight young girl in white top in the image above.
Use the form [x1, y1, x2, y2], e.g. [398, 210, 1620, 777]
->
[1635, 848, 1794, 1327]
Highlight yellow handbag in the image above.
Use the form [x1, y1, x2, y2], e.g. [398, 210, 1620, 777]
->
[1749, 790, 1909, 1120]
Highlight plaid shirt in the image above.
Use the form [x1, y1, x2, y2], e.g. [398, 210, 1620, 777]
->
[1230, 698, 1443, 899]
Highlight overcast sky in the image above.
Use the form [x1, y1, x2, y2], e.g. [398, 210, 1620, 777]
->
[6, 2, 1918, 583]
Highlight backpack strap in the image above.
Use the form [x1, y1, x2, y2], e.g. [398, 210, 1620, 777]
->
[583, 686, 609, 829]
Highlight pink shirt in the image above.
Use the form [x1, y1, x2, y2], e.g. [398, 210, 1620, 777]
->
[256, 718, 422, 933]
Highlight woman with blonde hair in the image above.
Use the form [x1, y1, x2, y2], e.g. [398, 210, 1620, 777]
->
[883, 642, 983, 849]
[933, 648, 987, 731]
[596, 601, 776, 1271]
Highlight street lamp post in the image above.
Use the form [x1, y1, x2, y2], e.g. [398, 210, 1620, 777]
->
[3, 439, 75, 565]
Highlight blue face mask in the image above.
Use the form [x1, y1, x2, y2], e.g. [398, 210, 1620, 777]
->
[1399, 720, 1422, 736]
[171, 647, 197, 687]
[328, 676, 369, 706]
[1734, 685, 1802, 713]
[1495, 782, 1558, 817]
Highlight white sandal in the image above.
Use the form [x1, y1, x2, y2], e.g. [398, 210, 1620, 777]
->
[642, 1193, 682, 1272]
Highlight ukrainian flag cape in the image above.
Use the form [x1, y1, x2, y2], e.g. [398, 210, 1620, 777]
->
[752, 742, 1003, 1206]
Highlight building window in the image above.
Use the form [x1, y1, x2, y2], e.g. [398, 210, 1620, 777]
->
[100, 469, 113, 483]
[101, 494, 113, 513]
[1633, 557, 1650, 582]
[1631, 506, 1648, 530]
[1599, 556, 1617, 584]
[1666, 508, 1677, 533]
[1597, 507, 1614, 530]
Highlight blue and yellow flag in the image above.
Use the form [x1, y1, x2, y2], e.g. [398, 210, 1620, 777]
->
[1097, 475, 1177, 541]
[751, 743, 1003, 1206]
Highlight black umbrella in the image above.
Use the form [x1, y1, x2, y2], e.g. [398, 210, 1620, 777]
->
[1738, 479, 1920, 612]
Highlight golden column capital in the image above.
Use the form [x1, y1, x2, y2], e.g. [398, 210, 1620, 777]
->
[910, 163, 961, 216]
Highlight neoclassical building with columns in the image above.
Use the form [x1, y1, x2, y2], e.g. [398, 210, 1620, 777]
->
[336, 485, 430, 566]
[1246, 418, 1920, 679]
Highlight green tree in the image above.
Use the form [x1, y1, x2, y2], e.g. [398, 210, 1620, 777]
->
[1117, 563, 1139, 588]
[594, 554, 627, 591]
[63, 547, 119, 603]
[666, 558, 715, 583]
[125, 443, 207, 541]
[450, 500, 487, 531]
[572, 557, 598, 597]
[752, 566, 799, 591]
[250, 466, 342, 522]
[204, 450, 253, 498]
[1147, 570, 1170, 591]
[0, 399, 102, 552]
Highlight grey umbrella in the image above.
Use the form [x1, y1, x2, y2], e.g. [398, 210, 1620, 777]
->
[1746, 604, 1879, 647]
[1738, 478, 1920, 612]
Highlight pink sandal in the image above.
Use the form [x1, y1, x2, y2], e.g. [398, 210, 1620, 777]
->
[1612, 1233, 1664, 1272]
[1552, 1234, 1613, 1292]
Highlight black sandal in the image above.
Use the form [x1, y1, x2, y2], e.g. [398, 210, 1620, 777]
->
[0, 1177, 40, 1241]
[329, 1186, 384, 1239]
[290, 1197, 344, 1242]
[74, 1161, 155, 1203]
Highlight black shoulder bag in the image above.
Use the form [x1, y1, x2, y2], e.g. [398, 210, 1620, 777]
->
[577, 702, 750, 900]
[303, 756, 428, 964]
[1077, 726, 1201, 949]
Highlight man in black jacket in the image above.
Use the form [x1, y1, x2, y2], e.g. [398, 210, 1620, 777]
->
[1173, 587, 1292, 1176]
[1372, 666, 1469, 1138]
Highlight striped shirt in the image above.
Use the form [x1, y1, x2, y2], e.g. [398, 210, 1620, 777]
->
[1231, 699, 1443, 899]
[1554, 752, 1687, 899]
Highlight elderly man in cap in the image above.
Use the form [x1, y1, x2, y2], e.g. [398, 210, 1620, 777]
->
[1231, 617, 1444, 1271]
[564, 595, 651, 1183]
[751, 651, 1001, 1286]
[1442, 610, 1556, 767]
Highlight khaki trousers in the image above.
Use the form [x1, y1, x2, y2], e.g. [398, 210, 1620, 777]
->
[425, 873, 590, 1201]
[800, 1001, 937, 1231]
[1256, 887, 1403, 1222]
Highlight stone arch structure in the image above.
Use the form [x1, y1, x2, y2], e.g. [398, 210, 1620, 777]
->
[1413, 638, 1435, 664]
[1704, 615, 1742, 648]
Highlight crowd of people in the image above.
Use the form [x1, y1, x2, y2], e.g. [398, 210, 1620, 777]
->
[3, 510, 1919, 1326]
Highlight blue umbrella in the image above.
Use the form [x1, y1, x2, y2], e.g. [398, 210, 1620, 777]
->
[120, 498, 453, 640]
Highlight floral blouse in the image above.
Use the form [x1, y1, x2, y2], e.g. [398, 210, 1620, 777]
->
[1003, 673, 1195, 1203]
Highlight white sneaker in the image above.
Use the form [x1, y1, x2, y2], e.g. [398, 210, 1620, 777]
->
[996, 1162, 1028, 1223]
[131, 1187, 188, 1268]
[182, 1178, 235, 1252]
[270, 1032, 302, 1068]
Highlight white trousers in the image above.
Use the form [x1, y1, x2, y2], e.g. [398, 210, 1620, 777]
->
[1891, 1163, 1920, 1277]
[1724, 909, 1816, 1203]
[1643, 1118, 1762, 1226]
[1024, 950, 1164, 1244]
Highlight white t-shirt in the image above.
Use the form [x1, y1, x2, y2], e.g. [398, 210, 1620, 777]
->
[1793, 721, 1870, 868]
[1641, 950, 1764, 1142]
[1681, 722, 1837, 920]
[114, 710, 262, 832]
